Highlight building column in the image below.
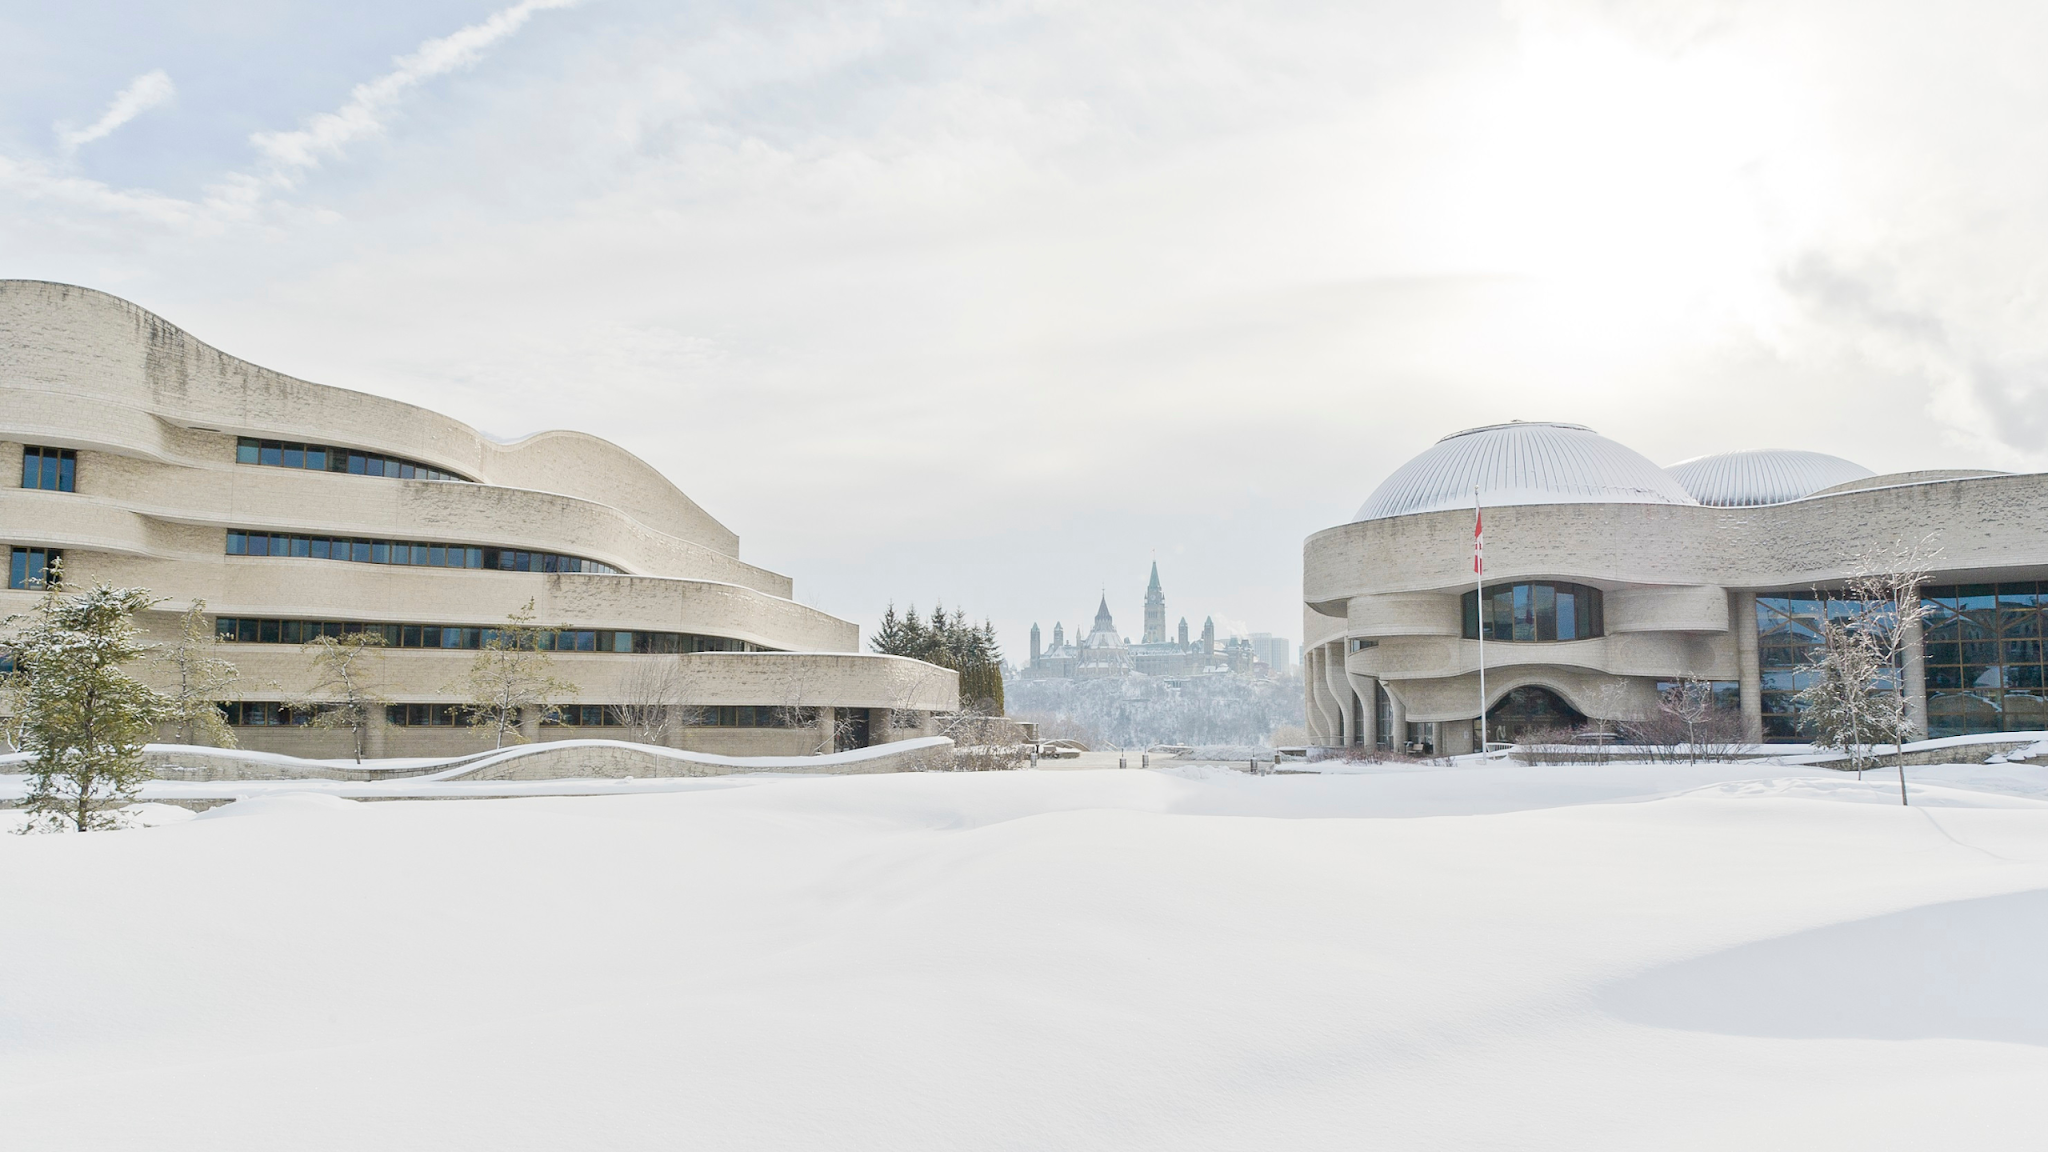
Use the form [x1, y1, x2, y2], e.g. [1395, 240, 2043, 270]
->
[518, 708, 541, 744]
[1305, 647, 1334, 743]
[1317, 648, 1344, 745]
[816, 706, 837, 754]
[1733, 590, 1763, 744]
[1440, 720, 1475, 756]
[1323, 644, 1355, 746]
[1387, 686, 1407, 750]
[869, 707, 895, 745]
[1346, 671, 1378, 749]
[1903, 593, 1928, 738]
[364, 702, 389, 759]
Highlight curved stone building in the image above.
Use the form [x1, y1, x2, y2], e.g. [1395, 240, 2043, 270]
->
[0, 280, 955, 756]
[1304, 420, 2046, 753]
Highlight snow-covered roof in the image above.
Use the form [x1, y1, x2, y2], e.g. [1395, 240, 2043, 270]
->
[1664, 449, 1874, 507]
[1353, 421, 1700, 522]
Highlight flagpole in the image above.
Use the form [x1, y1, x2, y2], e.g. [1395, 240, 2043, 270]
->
[1475, 486, 1486, 752]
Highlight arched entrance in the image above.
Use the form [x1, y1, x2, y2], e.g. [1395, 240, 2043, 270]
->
[1486, 685, 1587, 744]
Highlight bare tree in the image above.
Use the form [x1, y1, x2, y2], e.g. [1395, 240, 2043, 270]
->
[1842, 541, 1937, 803]
[927, 704, 1029, 771]
[458, 599, 574, 748]
[299, 631, 387, 763]
[1620, 677, 1750, 763]
[153, 600, 239, 748]
[772, 662, 865, 754]
[615, 656, 699, 746]
[884, 659, 954, 742]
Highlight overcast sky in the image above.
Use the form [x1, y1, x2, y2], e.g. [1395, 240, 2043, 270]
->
[5, 0, 2046, 658]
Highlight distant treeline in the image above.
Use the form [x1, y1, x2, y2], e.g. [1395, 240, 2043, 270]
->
[870, 603, 1005, 713]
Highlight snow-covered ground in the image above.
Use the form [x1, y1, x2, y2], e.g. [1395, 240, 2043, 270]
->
[4, 760, 2048, 1149]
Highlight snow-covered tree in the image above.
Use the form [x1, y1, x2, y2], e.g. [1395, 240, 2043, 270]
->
[1798, 618, 1911, 779]
[153, 600, 239, 748]
[2, 564, 174, 831]
[458, 599, 573, 747]
[299, 630, 388, 762]
[1796, 542, 1936, 800]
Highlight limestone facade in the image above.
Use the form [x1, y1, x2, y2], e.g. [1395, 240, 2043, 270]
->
[0, 281, 956, 757]
[1303, 421, 2048, 754]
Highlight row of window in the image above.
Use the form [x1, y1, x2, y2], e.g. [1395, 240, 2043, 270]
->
[21, 446, 76, 492]
[7, 546, 60, 590]
[214, 617, 762, 654]
[1461, 582, 1605, 643]
[1757, 593, 1897, 740]
[225, 701, 807, 729]
[1756, 587, 2048, 739]
[226, 531, 620, 575]
[1919, 583, 2048, 738]
[236, 437, 469, 482]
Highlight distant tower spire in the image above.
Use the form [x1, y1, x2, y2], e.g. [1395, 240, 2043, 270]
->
[1142, 561, 1167, 645]
[1201, 616, 1215, 657]
[1177, 616, 1189, 649]
[1030, 622, 1042, 664]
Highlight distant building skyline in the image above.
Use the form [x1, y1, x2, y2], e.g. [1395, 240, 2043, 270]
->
[1024, 563, 1291, 681]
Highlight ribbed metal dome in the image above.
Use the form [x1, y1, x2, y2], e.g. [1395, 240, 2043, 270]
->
[1665, 449, 1874, 508]
[1354, 421, 1701, 522]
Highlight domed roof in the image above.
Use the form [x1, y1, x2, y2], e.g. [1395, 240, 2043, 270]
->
[1353, 421, 1700, 522]
[1665, 449, 1874, 507]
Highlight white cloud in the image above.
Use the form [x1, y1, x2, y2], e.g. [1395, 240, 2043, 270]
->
[247, 0, 585, 182]
[55, 70, 176, 154]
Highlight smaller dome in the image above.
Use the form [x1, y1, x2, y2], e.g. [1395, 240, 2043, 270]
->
[1666, 449, 1874, 507]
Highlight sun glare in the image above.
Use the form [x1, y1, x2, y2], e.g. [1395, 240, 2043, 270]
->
[1448, 26, 1832, 351]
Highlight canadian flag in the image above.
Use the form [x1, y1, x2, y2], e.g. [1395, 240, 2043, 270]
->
[1473, 506, 1484, 575]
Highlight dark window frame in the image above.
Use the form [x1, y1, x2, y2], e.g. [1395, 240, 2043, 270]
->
[213, 615, 765, 654]
[20, 446, 77, 493]
[1460, 582, 1603, 642]
[7, 546, 62, 590]
[235, 436, 471, 482]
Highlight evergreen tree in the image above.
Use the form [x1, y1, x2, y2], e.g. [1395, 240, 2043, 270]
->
[2, 564, 174, 831]
[870, 601, 1005, 713]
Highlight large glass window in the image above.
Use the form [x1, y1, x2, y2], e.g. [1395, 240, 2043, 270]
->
[1461, 582, 1603, 641]
[7, 546, 60, 590]
[1757, 593, 1906, 741]
[1922, 582, 2048, 738]
[214, 616, 764, 653]
[20, 446, 76, 492]
[236, 437, 469, 482]
[225, 530, 615, 575]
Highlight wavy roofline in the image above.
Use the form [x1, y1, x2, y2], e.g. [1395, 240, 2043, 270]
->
[0, 279, 740, 554]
